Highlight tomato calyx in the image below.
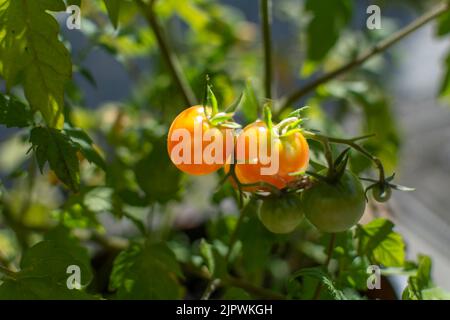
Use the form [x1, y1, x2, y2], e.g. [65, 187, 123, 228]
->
[202, 76, 241, 130]
[263, 104, 309, 140]
[306, 147, 351, 187]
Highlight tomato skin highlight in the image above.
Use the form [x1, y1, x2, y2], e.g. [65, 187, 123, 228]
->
[372, 184, 392, 202]
[258, 194, 304, 234]
[167, 106, 232, 175]
[229, 120, 309, 191]
[302, 170, 366, 233]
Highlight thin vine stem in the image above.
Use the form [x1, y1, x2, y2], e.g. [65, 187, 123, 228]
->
[260, 0, 273, 100]
[313, 233, 336, 300]
[303, 131, 385, 182]
[278, 1, 450, 112]
[134, 0, 196, 107]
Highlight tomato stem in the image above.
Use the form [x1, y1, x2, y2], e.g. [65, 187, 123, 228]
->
[313, 233, 336, 300]
[224, 200, 248, 265]
[303, 131, 386, 183]
[277, 1, 450, 112]
[134, 0, 197, 107]
[260, 0, 273, 100]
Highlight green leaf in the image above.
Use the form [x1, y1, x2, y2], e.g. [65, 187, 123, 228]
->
[357, 218, 405, 267]
[402, 255, 432, 300]
[0, 278, 95, 300]
[199, 239, 215, 275]
[58, 204, 101, 230]
[83, 187, 114, 213]
[421, 287, 450, 300]
[0, 234, 94, 300]
[134, 136, 182, 204]
[347, 88, 400, 174]
[436, 12, 450, 37]
[64, 125, 107, 170]
[305, 0, 352, 61]
[238, 201, 275, 284]
[0, 94, 33, 128]
[103, 0, 121, 29]
[30, 127, 80, 192]
[42, 227, 93, 284]
[0, 0, 71, 128]
[199, 239, 227, 278]
[110, 242, 184, 299]
[291, 267, 347, 300]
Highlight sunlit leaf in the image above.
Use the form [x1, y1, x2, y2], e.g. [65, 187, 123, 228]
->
[357, 218, 405, 267]
[110, 242, 184, 299]
[0, 0, 71, 128]
[30, 127, 80, 192]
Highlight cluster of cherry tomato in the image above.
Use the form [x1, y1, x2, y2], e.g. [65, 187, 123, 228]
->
[167, 104, 401, 235]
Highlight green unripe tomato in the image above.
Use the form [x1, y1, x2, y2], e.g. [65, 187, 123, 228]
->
[258, 194, 304, 234]
[302, 170, 366, 233]
[372, 184, 392, 202]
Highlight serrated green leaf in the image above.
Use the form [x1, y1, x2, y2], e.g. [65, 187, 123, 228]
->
[43, 227, 93, 284]
[134, 136, 182, 204]
[110, 242, 184, 299]
[357, 218, 405, 267]
[200, 239, 215, 276]
[0, 0, 71, 128]
[305, 0, 352, 61]
[30, 127, 80, 192]
[0, 278, 95, 300]
[0, 235, 94, 300]
[402, 255, 432, 300]
[291, 267, 347, 300]
[238, 201, 275, 284]
[83, 187, 114, 212]
[199, 239, 227, 279]
[64, 125, 107, 170]
[103, 0, 121, 29]
[421, 287, 450, 300]
[0, 94, 33, 128]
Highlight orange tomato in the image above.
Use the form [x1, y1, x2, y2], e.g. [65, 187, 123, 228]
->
[167, 106, 233, 175]
[227, 120, 309, 190]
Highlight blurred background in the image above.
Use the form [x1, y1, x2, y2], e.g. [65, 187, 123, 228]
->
[1, 0, 450, 297]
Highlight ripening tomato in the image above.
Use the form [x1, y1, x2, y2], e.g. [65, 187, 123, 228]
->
[227, 120, 309, 190]
[167, 106, 233, 175]
[302, 170, 366, 233]
[258, 194, 304, 234]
